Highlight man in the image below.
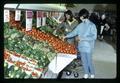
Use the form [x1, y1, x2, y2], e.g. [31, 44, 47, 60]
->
[63, 9, 97, 79]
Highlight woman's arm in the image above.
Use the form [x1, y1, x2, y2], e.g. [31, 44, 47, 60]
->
[65, 25, 79, 38]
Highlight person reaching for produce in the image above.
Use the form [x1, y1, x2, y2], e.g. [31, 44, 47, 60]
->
[55, 10, 80, 78]
[63, 9, 97, 79]
[53, 10, 79, 45]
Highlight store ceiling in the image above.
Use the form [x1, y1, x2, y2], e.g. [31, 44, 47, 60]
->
[4, 4, 67, 12]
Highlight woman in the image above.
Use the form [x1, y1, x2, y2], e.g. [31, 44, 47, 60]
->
[54, 10, 79, 44]
[55, 10, 79, 78]
[63, 9, 97, 79]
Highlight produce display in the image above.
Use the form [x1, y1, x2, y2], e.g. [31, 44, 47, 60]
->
[4, 23, 57, 64]
[35, 17, 58, 34]
[21, 28, 77, 54]
[4, 10, 77, 79]
[4, 23, 57, 78]
[8, 11, 77, 54]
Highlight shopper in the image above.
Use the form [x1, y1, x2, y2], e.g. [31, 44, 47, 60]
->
[98, 13, 110, 41]
[55, 10, 79, 79]
[89, 12, 99, 27]
[63, 8, 97, 79]
[54, 10, 79, 44]
[89, 12, 100, 33]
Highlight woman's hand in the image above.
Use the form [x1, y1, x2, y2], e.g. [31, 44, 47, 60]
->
[58, 35, 65, 41]
[63, 36, 66, 41]
[61, 36, 66, 41]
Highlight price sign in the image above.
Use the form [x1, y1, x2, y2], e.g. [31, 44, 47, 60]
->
[42, 12, 46, 26]
[26, 11, 33, 31]
[36, 11, 42, 27]
[15, 10, 21, 21]
[4, 10, 10, 22]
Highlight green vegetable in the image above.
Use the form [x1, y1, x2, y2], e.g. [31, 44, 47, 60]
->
[4, 62, 9, 78]
[4, 22, 57, 78]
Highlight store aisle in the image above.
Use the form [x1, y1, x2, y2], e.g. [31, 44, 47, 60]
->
[93, 39, 116, 63]
[61, 39, 116, 79]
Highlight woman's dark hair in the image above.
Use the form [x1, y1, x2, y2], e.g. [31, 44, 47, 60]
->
[64, 10, 73, 22]
[89, 12, 98, 25]
[78, 8, 89, 19]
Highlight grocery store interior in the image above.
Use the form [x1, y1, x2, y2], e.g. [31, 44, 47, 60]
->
[4, 4, 116, 79]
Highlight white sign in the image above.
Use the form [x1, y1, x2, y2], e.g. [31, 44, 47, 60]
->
[10, 54, 20, 62]
[42, 12, 46, 26]
[42, 17, 46, 26]
[4, 10, 10, 22]
[37, 18, 41, 28]
[26, 11, 33, 31]
[15, 10, 21, 21]
[36, 11, 42, 27]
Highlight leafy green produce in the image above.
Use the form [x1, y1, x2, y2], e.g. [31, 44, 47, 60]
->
[46, 17, 58, 27]
[4, 22, 57, 78]
[39, 26, 54, 33]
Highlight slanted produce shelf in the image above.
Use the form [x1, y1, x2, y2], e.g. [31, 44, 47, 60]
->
[4, 49, 45, 79]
